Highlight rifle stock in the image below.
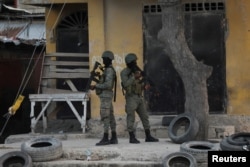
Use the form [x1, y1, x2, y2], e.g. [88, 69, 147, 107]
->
[85, 61, 102, 92]
[134, 65, 152, 85]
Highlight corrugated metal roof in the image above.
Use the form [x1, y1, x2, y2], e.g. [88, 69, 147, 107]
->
[0, 20, 45, 46]
[3, 4, 32, 14]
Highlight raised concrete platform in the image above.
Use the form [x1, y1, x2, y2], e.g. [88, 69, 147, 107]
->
[1, 133, 181, 167]
[1, 115, 236, 167]
[25, 117, 235, 140]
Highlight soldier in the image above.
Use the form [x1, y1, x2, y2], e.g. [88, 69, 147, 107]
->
[120, 53, 159, 144]
[90, 51, 118, 146]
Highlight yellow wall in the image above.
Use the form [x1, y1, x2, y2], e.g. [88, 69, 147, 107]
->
[226, 0, 250, 115]
[88, 0, 105, 118]
[89, 0, 144, 117]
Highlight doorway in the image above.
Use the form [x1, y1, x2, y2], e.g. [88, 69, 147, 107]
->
[56, 7, 90, 119]
[143, 1, 226, 115]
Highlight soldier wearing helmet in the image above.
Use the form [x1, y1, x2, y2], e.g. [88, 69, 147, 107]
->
[125, 53, 137, 64]
[90, 50, 118, 146]
[120, 53, 159, 144]
[102, 50, 114, 61]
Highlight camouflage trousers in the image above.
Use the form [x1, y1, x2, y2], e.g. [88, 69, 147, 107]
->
[125, 94, 150, 132]
[100, 96, 116, 133]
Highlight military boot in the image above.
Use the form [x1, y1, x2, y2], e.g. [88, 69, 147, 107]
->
[110, 131, 118, 144]
[145, 129, 159, 142]
[129, 132, 140, 144]
[96, 133, 110, 146]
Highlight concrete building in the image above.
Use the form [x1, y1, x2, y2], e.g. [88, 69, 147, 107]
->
[11, 0, 250, 135]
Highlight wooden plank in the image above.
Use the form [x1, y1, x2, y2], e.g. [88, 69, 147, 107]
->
[41, 88, 78, 94]
[65, 79, 78, 91]
[46, 52, 89, 57]
[30, 93, 87, 99]
[44, 60, 89, 66]
[42, 72, 89, 79]
[49, 67, 89, 73]
[29, 93, 88, 102]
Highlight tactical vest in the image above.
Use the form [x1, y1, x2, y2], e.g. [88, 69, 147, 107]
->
[124, 78, 143, 96]
[95, 74, 104, 95]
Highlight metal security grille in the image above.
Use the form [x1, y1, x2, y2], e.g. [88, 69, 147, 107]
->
[143, 4, 162, 14]
[57, 10, 89, 53]
[58, 11, 88, 29]
[183, 1, 225, 13]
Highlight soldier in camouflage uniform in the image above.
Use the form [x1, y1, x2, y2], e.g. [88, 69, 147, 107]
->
[120, 53, 159, 144]
[90, 51, 118, 146]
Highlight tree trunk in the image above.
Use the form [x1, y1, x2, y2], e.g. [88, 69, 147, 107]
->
[158, 0, 213, 140]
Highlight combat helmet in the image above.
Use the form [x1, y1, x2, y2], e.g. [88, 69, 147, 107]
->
[125, 53, 137, 64]
[102, 51, 114, 60]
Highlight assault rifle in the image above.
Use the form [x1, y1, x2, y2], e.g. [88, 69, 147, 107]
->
[84, 61, 103, 94]
[133, 65, 153, 85]
[121, 64, 154, 96]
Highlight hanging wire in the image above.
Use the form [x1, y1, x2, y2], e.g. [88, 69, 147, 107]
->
[14, 46, 38, 102]
[19, 0, 67, 96]
[0, 113, 11, 136]
[16, 0, 68, 99]
[1, 0, 68, 136]
[14, 1, 55, 101]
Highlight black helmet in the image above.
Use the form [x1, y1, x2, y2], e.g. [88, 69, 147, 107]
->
[125, 53, 137, 64]
[102, 51, 114, 60]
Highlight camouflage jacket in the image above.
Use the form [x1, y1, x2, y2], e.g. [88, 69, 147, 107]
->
[95, 65, 116, 98]
[120, 67, 143, 96]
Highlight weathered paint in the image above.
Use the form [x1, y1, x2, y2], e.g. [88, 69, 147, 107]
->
[88, 0, 105, 118]
[226, 0, 250, 115]
[40, 0, 250, 118]
[101, 0, 144, 118]
[87, 0, 145, 118]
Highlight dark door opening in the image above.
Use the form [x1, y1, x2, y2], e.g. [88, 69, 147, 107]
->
[143, 8, 185, 115]
[56, 9, 90, 119]
[184, 2, 226, 113]
[143, 2, 226, 115]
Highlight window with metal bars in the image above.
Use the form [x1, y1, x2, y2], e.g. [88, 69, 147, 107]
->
[144, 1, 224, 14]
[184, 2, 225, 12]
[143, 4, 162, 14]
